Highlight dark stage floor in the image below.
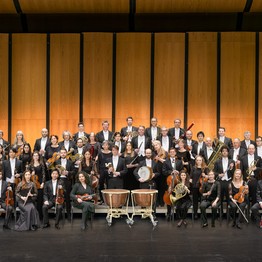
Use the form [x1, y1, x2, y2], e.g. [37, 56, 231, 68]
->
[0, 214, 261, 262]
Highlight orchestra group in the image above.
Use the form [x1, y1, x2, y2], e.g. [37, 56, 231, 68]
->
[0, 116, 262, 231]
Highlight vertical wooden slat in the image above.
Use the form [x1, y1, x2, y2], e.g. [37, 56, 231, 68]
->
[221, 32, 256, 139]
[83, 33, 113, 133]
[259, 32, 262, 136]
[0, 34, 9, 141]
[154, 33, 185, 129]
[50, 34, 80, 138]
[115, 33, 151, 131]
[12, 34, 46, 146]
[188, 32, 217, 138]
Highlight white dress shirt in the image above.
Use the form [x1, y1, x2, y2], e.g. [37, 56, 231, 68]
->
[245, 140, 251, 148]
[138, 136, 145, 156]
[151, 127, 157, 141]
[103, 131, 109, 141]
[112, 156, 119, 171]
[115, 141, 121, 153]
[174, 128, 180, 140]
[162, 136, 169, 152]
[6, 158, 16, 184]
[146, 159, 152, 168]
[0, 181, 2, 196]
[221, 157, 229, 181]
[40, 137, 47, 150]
[257, 146, 262, 158]
[52, 180, 57, 195]
[206, 146, 213, 160]
[219, 136, 225, 143]
[64, 140, 70, 151]
[233, 148, 240, 162]
[171, 158, 176, 169]
[197, 142, 203, 155]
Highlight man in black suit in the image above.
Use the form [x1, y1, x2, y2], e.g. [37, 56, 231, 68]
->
[214, 146, 235, 213]
[191, 131, 207, 159]
[0, 172, 13, 229]
[156, 126, 172, 153]
[203, 137, 214, 165]
[240, 131, 256, 151]
[168, 118, 185, 147]
[240, 144, 262, 206]
[131, 125, 151, 163]
[251, 177, 262, 228]
[73, 122, 89, 144]
[229, 138, 247, 162]
[256, 136, 262, 158]
[55, 148, 75, 220]
[0, 130, 10, 150]
[120, 116, 138, 142]
[2, 148, 23, 187]
[105, 145, 127, 189]
[217, 127, 233, 149]
[58, 131, 76, 153]
[145, 117, 161, 142]
[42, 169, 65, 229]
[96, 120, 114, 144]
[111, 132, 126, 155]
[33, 128, 51, 158]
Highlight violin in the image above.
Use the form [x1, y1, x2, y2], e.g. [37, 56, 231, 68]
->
[76, 193, 95, 201]
[5, 183, 14, 207]
[31, 173, 41, 189]
[16, 145, 24, 158]
[14, 168, 21, 186]
[46, 152, 60, 168]
[55, 183, 64, 205]
[233, 183, 249, 204]
[199, 168, 208, 193]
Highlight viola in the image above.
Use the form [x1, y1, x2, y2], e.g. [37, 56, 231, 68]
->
[55, 185, 64, 205]
[5, 184, 14, 207]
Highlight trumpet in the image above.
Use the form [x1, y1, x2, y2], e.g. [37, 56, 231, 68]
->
[246, 159, 258, 178]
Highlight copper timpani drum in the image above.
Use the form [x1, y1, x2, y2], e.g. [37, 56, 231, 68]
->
[131, 189, 158, 227]
[101, 189, 133, 226]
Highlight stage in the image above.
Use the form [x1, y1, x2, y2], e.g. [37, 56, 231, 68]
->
[0, 214, 261, 262]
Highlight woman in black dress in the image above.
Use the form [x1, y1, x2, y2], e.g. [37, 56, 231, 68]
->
[19, 143, 32, 172]
[45, 135, 60, 161]
[176, 139, 191, 173]
[70, 171, 95, 230]
[15, 170, 40, 231]
[85, 132, 101, 161]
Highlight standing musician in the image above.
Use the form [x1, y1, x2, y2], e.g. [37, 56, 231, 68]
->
[168, 118, 185, 147]
[112, 132, 126, 155]
[19, 143, 32, 172]
[0, 130, 9, 149]
[162, 147, 183, 221]
[255, 136, 262, 158]
[145, 117, 161, 142]
[33, 128, 51, 158]
[45, 135, 61, 162]
[174, 170, 192, 227]
[240, 131, 256, 151]
[251, 170, 262, 228]
[156, 126, 172, 153]
[190, 155, 209, 219]
[105, 145, 127, 189]
[185, 130, 197, 164]
[42, 168, 65, 229]
[191, 131, 206, 160]
[15, 170, 40, 231]
[70, 171, 95, 230]
[12, 130, 27, 152]
[73, 122, 89, 143]
[134, 148, 160, 189]
[2, 147, 23, 188]
[216, 127, 233, 149]
[120, 116, 138, 142]
[214, 146, 235, 215]
[0, 172, 13, 230]
[200, 170, 221, 227]
[73, 138, 85, 169]
[0, 144, 7, 163]
[229, 138, 247, 162]
[96, 120, 114, 145]
[131, 125, 151, 163]
[54, 147, 75, 221]
[203, 137, 214, 165]
[240, 144, 262, 207]
[58, 131, 76, 153]
[228, 169, 249, 229]
[85, 132, 101, 161]
[176, 140, 191, 173]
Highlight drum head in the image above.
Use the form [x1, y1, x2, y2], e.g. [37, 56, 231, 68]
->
[138, 166, 152, 182]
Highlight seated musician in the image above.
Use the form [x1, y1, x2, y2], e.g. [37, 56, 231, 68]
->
[70, 171, 95, 230]
[162, 147, 183, 221]
[251, 170, 262, 228]
[105, 145, 127, 189]
[0, 171, 13, 230]
[200, 171, 221, 228]
[42, 168, 65, 229]
[228, 169, 249, 229]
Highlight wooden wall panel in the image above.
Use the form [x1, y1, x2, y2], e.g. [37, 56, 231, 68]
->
[250, 0, 262, 12]
[154, 33, 185, 129]
[83, 33, 113, 133]
[20, 0, 129, 13]
[0, 34, 9, 141]
[259, 33, 262, 136]
[221, 33, 256, 140]
[136, 0, 246, 13]
[115, 33, 151, 131]
[188, 32, 217, 139]
[12, 34, 46, 147]
[0, 0, 17, 13]
[50, 34, 80, 139]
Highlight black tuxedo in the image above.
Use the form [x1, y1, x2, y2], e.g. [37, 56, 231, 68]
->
[33, 137, 51, 152]
[202, 146, 215, 164]
[251, 180, 262, 222]
[156, 135, 173, 152]
[228, 147, 247, 160]
[0, 180, 8, 202]
[0, 139, 10, 149]
[213, 158, 235, 179]
[73, 132, 89, 143]
[214, 137, 233, 149]
[110, 141, 126, 154]
[145, 126, 161, 141]
[2, 158, 23, 181]
[54, 159, 75, 180]
[168, 128, 185, 140]
[96, 130, 114, 144]
[120, 126, 138, 138]
[58, 140, 76, 152]
[162, 158, 184, 177]
[191, 142, 207, 159]
[240, 140, 256, 151]
[131, 136, 151, 151]
[105, 156, 127, 189]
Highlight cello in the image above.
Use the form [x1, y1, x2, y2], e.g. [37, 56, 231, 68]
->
[163, 170, 179, 205]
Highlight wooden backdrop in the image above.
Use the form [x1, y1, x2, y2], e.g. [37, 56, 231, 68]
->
[0, 32, 260, 146]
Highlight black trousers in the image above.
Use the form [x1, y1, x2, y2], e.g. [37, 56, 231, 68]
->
[192, 187, 201, 215]
[200, 200, 220, 224]
[42, 201, 63, 225]
[251, 203, 262, 222]
[248, 178, 258, 206]
[60, 178, 71, 217]
[219, 180, 230, 213]
[0, 202, 13, 226]
[229, 200, 247, 224]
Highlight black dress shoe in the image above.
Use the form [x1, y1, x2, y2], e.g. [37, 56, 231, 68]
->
[42, 223, 50, 229]
[183, 220, 187, 226]
[3, 224, 11, 230]
[81, 224, 88, 231]
[166, 215, 171, 221]
[232, 222, 236, 227]
[194, 214, 198, 220]
[55, 224, 60, 230]
[236, 223, 242, 229]
[177, 220, 183, 227]
[211, 223, 215, 228]
[30, 225, 38, 231]
[202, 223, 208, 228]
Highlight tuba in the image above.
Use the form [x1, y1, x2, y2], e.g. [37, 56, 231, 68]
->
[170, 183, 188, 205]
[207, 139, 225, 170]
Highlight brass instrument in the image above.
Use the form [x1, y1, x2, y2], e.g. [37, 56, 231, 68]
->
[105, 162, 115, 177]
[170, 183, 188, 205]
[70, 153, 84, 162]
[80, 136, 88, 145]
[207, 139, 225, 170]
[246, 159, 258, 179]
[126, 131, 138, 141]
